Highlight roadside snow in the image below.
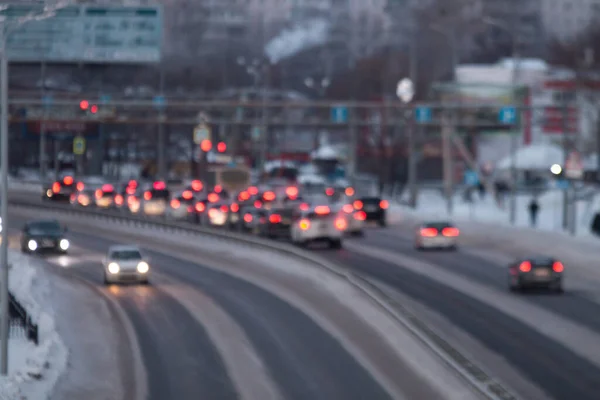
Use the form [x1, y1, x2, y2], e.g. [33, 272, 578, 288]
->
[0, 252, 68, 400]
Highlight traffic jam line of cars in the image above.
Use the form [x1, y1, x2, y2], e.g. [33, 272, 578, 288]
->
[36, 175, 566, 293]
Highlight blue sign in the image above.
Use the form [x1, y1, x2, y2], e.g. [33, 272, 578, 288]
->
[498, 106, 517, 124]
[100, 95, 112, 105]
[42, 95, 53, 107]
[555, 179, 569, 189]
[153, 95, 166, 109]
[331, 105, 348, 123]
[464, 170, 479, 186]
[415, 106, 431, 123]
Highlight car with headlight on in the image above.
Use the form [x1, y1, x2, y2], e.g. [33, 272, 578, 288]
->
[508, 257, 564, 293]
[414, 222, 459, 251]
[21, 220, 69, 254]
[103, 245, 150, 285]
[290, 205, 346, 248]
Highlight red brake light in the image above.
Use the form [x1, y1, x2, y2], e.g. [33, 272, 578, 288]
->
[102, 184, 113, 192]
[52, 182, 61, 193]
[315, 206, 330, 215]
[299, 203, 309, 211]
[380, 200, 389, 209]
[325, 187, 334, 196]
[231, 203, 239, 212]
[335, 218, 347, 230]
[76, 182, 84, 191]
[195, 202, 206, 212]
[254, 200, 262, 208]
[519, 261, 532, 272]
[552, 261, 564, 273]
[128, 180, 137, 188]
[170, 199, 180, 208]
[126, 186, 136, 195]
[442, 227, 459, 237]
[269, 214, 282, 223]
[182, 190, 193, 200]
[144, 191, 152, 200]
[214, 185, 222, 193]
[153, 181, 166, 190]
[191, 180, 203, 191]
[220, 205, 229, 212]
[248, 186, 258, 195]
[239, 191, 250, 201]
[208, 193, 219, 203]
[63, 176, 73, 185]
[345, 187, 355, 196]
[263, 191, 276, 201]
[244, 213, 253, 222]
[115, 194, 123, 205]
[286, 186, 299, 198]
[343, 204, 354, 213]
[95, 189, 102, 199]
[353, 200, 363, 210]
[420, 228, 438, 237]
[354, 211, 366, 221]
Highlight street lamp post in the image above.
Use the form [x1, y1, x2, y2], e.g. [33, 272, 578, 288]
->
[396, 78, 417, 207]
[483, 17, 519, 224]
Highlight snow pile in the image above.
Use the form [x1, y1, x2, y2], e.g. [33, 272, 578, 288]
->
[0, 252, 68, 399]
[496, 143, 563, 171]
[265, 19, 330, 64]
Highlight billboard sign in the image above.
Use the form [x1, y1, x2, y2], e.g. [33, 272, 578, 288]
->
[1, 4, 162, 63]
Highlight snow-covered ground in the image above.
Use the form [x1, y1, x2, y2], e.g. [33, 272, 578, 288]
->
[0, 252, 68, 400]
[390, 188, 600, 237]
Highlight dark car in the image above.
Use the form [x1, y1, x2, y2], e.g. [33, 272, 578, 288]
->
[353, 196, 389, 226]
[258, 207, 295, 239]
[43, 175, 79, 202]
[508, 257, 564, 293]
[21, 220, 70, 254]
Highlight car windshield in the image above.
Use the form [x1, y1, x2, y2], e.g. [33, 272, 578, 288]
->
[29, 221, 61, 233]
[110, 250, 142, 260]
[424, 222, 453, 230]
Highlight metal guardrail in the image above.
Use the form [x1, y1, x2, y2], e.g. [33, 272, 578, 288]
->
[9, 292, 39, 345]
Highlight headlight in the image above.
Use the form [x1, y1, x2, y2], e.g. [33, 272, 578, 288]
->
[59, 239, 70, 250]
[137, 261, 149, 274]
[28, 240, 38, 251]
[107, 262, 120, 274]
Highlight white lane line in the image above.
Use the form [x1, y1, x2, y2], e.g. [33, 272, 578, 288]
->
[350, 242, 600, 369]
[156, 274, 283, 400]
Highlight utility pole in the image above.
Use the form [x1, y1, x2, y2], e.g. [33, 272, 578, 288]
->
[442, 110, 454, 215]
[407, 24, 419, 207]
[0, 23, 9, 376]
[39, 60, 47, 181]
[157, 68, 166, 180]
[562, 101, 569, 231]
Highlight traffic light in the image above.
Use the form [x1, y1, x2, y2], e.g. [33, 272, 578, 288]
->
[79, 100, 89, 110]
[217, 142, 226, 152]
[90, 105, 98, 114]
[200, 139, 212, 152]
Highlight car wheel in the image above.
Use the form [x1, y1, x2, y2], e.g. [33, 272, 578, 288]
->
[330, 239, 343, 249]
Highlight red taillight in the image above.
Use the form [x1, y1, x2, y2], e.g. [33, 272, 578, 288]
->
[128, 180, 138, 188]
[244, 213, 253, 223]
[144, 191, 152, 200]
[442, 227, 460, 237]
[315, 205, 330, 215]
[76, 182, 84, 191]
[153, 181, 166, 190]
[52, 182, 61, 193]
[335, 218, 347, 230]
[519, 261, 532, 272]
[269, 214, 281, 223]
[170, 199, 180, 208]
[299, 203, 309, 211]
[353, 200, 363, 210]
[286, 186, 299, 198]
[552, 261, 564, 273]
[220, 205, 229, 212]
[126, 186, 136, 195]
[342, 204, 354, 213]
[195, 202, 206, 212]
[420, 228, 438, 237]
[254, 200, 262, 208]
[95, 189, 102, 199]
[380, 200, 389, 209]
[231, 203, 239, 212]
[208, 193, 219, 203]
[325, 187, 334, 196]
[354, 211, 366, 221]
[102, 184, 114, 192]
[214, 185, 223, 193]
[191, 180, 203, 191]
[63, 176, 73, 185]
[239, 191, 250, 201]
[115, 194, 123, 205]
[345, 187, 355, 196]
[182, 190, 193, 200]
[263, 191, 276, 201]
[248, 186, 258, 195]
[299, 219, 310, 230]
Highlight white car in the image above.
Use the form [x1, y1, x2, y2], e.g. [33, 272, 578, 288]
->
[102, 245, 150, 285]
[141, 182, 170, 216]
[167, 190, 195, 220]
[290, 205, 346, 248]
[414, 222, 459, 251]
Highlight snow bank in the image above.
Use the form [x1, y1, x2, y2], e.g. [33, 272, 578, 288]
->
[0, 252, 68, 399]
[496, 143, 563, 171]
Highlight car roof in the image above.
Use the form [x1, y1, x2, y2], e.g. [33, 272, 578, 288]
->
[108, 245, 141, 252]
